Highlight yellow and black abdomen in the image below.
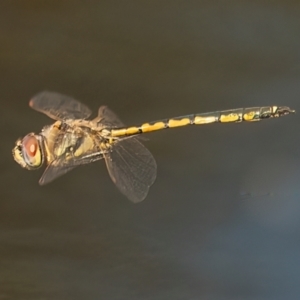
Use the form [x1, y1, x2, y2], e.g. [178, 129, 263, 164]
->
[109, 106, 289, 138]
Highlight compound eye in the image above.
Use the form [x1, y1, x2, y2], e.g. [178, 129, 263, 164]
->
[23, 135, 38, 156]
[22, 134, 42, 168]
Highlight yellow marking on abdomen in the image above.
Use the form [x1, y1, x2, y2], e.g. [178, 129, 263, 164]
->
[111, 128, 127, 137]
[243, 111, 258, 121]
[125, 127, 140, 135]
[168, 118, 190, 128]
[141, 122, 165, 133]
[219, 113, 240, 122]
[194, 116, 216, 124]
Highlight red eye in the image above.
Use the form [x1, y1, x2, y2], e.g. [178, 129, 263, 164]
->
[23, 135, 38, 157]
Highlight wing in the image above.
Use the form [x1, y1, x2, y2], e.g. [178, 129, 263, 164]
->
[98, 106, 157, 203]
[29, 91, 92, 121]
[94, 105, 125, 128]
[39, 151, 104, 185]
[105, 138, 157, 203]
[39, 162, 77, 185]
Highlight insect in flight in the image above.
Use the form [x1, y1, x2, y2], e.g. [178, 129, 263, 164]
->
[12, 91, 295, 203]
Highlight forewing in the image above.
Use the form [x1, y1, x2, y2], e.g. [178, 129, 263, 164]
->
[104, 138, 157, 203]
[39, 151, 104, 185]
[39, 162, 77, 185]
[30, 91, 92, 121]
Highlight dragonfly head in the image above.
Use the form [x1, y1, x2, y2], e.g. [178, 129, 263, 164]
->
[12, 133, 44, 170]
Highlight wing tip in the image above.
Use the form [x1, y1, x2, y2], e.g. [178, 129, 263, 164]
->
[29, 99, 34, 108]
[29, 90, 49, 107]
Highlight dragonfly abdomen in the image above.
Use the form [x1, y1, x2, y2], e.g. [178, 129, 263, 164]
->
[110, 106, 294, 138]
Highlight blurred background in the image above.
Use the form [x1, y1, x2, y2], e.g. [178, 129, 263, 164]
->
[1, 1, 300, 299]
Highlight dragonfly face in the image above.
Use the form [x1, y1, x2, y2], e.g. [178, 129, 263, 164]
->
[13, 133, 44, 170]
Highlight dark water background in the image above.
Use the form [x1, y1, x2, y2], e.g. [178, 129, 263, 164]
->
[1, 1, 300, 299]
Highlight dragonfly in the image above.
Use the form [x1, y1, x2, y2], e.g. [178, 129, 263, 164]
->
[12, 91, 295, 203]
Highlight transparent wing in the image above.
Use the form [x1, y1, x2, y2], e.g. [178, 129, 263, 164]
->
[94, 105, 125, 128]
[105, 138, 157, 203]
[97, 106, 157, 203]
[39, 152, 104, 185]
[39, 162, 77, 185]
[30, 91, 92, 121]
